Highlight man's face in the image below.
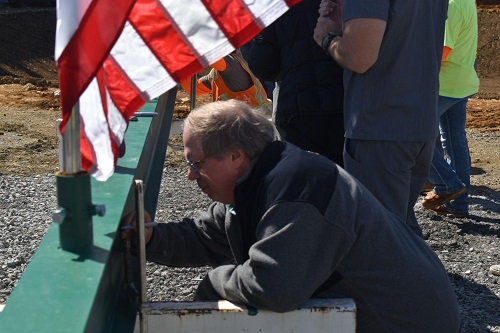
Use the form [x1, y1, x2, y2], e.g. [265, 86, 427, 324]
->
[183, 124, 243, 204]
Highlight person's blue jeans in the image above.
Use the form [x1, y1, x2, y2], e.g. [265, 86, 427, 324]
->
[428, 95, 472, 214]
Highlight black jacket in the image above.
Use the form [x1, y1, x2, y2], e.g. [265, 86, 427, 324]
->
[146, 141, 461, 331]
[246, 0, 344, 128]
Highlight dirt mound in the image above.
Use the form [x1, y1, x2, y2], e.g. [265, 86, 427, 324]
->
[0, 6, 498, 177]
[0, 8, 58, 84]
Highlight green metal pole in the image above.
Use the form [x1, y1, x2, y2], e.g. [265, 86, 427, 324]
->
[54, 102, 93, 253]
[55, 172, 93, 253]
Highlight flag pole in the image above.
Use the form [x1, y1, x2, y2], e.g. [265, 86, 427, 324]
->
[190, 75, 197, 111]
[62, 102, 82, 173]
[54, 101, 95, 254]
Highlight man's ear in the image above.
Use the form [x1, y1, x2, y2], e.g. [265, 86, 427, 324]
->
[230, 148, 249, 168]
[231, 148, 245, 162]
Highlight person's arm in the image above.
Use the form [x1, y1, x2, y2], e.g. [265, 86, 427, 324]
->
[205, 202, 353, 312]
[179, 58, 228, 96]
[180, 54, 238, 96]
[179, 75, 212, 96]
[442, 46, 452, 62]
[124, 202, 234, 267]
[314, 16, 386, 73]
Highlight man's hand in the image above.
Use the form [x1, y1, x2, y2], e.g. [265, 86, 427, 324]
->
[314, 0, 342, 48]
[314, 17, 339, 48]
[319, 0, 342, 22]
[121, 210, 154, 245]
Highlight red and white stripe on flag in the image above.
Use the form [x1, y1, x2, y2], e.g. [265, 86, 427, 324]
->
[55, 0, 300, 181]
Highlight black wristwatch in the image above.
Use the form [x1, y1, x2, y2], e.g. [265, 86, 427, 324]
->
[322, 31, 341, 55]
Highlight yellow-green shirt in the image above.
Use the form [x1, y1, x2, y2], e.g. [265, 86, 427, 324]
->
[439, 0, 480, 98]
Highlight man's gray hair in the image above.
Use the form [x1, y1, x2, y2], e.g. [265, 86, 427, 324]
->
[185, 99, 276, 159]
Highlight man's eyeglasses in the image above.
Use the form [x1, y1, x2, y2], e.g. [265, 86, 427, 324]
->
[186, 156, 211, 173]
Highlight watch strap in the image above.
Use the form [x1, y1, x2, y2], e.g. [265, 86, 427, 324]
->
[322, 32, 340, 55]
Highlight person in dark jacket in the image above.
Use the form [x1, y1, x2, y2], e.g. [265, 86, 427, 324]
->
[122, 99, 461, 332]
[245, 0, 344, 166]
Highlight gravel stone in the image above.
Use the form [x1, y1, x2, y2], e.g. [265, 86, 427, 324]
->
[0, 168, 499, 332]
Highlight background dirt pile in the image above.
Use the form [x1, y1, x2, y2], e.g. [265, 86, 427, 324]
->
[0, 5, 499, 178]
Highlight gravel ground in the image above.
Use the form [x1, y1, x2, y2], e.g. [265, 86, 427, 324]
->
[1, 158, 499, 332]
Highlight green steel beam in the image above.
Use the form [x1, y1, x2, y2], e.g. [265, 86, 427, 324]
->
[0, 88, 177, 333]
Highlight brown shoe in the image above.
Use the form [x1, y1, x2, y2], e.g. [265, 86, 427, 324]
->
[429, 205, 468, 218]
[422, 187, 467, 209]
[420, 182, 434, 196]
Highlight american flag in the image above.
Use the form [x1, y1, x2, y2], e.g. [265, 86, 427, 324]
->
[56, 0, 300, 181]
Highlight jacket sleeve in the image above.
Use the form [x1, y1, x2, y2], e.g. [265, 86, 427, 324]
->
[206, 202, 354, 312]
[145, 202, 234, 267]
[246, 25, 283, 82]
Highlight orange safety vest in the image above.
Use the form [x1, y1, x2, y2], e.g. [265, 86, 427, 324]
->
[181, 53, 271, 109]
[210, 53, 271, 109]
